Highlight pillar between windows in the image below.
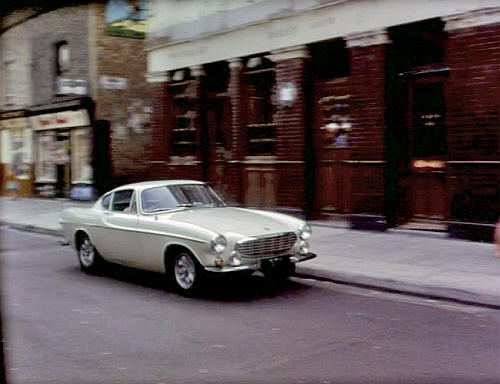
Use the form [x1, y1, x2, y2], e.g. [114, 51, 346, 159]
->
[146, 71, 170, 83]
[267, 45, 309, 62]
[346, 29, 391, 48]
[189, 65, 205, 78]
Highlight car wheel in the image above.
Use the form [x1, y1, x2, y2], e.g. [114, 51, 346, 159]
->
[78, 233, 103, 274]
[172, 251, 202, 294]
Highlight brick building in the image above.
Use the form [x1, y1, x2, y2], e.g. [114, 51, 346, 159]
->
[146, 0, 499, 239]
[0, 1, 150, 198]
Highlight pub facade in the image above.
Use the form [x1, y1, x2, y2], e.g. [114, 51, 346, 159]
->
[146, 0, 499, 238]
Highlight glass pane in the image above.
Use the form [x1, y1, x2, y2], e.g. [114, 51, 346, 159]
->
[413, 82, 446, 157]
[112, 190, 133, 212]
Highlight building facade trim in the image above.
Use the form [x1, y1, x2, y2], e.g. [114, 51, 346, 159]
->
[146, 71, 170, 83]
[346, 29, 391, 48]
[443, 7, 500, 31]
[267, 45, 309, 62]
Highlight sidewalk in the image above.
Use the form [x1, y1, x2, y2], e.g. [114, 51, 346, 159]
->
[1, 196, 499, 308]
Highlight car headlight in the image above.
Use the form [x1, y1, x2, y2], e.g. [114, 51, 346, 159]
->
[211, 235, 227, 254]
[299, 223, 312, 240]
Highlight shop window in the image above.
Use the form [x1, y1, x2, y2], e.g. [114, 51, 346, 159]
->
[319, 95, 351, 148]
[244, 57, 276, 155]
[310, 39, 349, 80]
[170, 72, 198, 156]
[71, 127, 92, 183]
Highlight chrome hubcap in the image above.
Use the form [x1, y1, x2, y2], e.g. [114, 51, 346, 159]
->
[174, 253, 196, 290]
[79, 238, 94, 267]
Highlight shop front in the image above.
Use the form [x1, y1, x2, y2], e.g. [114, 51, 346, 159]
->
[31, 108, 94, 199]
[0, 110, 33, 197]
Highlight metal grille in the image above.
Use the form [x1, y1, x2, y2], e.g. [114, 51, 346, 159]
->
[236, 232, 297, 258]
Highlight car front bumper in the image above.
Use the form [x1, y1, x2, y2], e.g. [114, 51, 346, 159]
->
[204, 252, 316, 273]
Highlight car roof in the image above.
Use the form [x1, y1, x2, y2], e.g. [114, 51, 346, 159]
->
[111, 179, 205, 193]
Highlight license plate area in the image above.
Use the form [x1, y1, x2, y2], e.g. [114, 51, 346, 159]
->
[260, 256, 288, 269]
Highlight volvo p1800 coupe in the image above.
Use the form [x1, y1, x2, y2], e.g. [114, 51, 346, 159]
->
[60, 180, 316, 294]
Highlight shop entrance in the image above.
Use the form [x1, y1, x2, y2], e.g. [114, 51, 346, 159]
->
[55, 133, 70, 198]
[309, 39, 351, 217]
[386, 18, 447, 226]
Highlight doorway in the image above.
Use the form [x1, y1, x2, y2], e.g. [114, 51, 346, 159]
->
[408, 80, 447, 219]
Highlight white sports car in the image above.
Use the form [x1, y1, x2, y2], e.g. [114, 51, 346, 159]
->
[60, 180, 316, 293]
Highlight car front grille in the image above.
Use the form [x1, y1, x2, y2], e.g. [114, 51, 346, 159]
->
[236, 232, 298, 259]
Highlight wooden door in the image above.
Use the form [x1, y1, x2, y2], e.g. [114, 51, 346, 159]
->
[312, 79, 352, 216]
[408, 80, 447, 219]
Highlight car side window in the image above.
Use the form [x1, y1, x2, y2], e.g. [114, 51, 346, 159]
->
[112, 190, 133, 212]
[101, 194, 111, 211]
[128, 191, 137, 214]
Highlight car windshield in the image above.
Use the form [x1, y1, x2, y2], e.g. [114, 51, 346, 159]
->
[141, 184, 226, 213]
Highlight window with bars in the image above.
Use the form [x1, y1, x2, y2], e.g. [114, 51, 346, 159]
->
[170, 78, 198, 156]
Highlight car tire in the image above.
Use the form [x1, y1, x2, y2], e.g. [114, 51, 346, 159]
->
[170, 250, 203, 295]
[77, 233, 104, 274]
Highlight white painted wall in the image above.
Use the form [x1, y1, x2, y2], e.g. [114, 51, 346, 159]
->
[147, 0, 500, 72]
[148, 0, 268, 34]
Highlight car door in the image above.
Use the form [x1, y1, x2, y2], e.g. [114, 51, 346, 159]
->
[100, 189, 140, 266]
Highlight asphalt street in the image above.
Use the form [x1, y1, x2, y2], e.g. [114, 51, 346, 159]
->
[1, 228, 499, 384]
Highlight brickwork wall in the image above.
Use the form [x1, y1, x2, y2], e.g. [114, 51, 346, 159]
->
[148, 81, 170, 179]
[445, 23, 500, 223]
[92, 3, 150, 186]
[30, 6, 90, 105]
[0, 11, 33, 109]
[445, 23, 499, 162]
[274, 58, 307, 209]
[348, 44, 387, 214]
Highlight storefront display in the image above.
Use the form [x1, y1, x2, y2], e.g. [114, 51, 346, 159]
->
[31, 108, 92, 198]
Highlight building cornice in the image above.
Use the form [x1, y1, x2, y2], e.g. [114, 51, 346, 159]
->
[443, 7, 500, 32]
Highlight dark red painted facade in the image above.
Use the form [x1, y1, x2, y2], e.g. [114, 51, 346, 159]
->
[147, 17, 499, 239]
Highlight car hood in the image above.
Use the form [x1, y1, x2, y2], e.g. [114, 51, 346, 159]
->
[165, 207, 298, 237]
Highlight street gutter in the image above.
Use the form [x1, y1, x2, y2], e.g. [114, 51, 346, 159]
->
[2, 220, 499, 310]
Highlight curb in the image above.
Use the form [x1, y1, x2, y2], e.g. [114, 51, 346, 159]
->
[295, 265, 500, 310]
[3, 221, 499, 309]
[0, 221, 63, 238]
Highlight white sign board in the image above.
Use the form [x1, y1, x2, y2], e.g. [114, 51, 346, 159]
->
[100, 75, 128, 90]
[57, 78, 88, 95]
[31, 109, 90, 131]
